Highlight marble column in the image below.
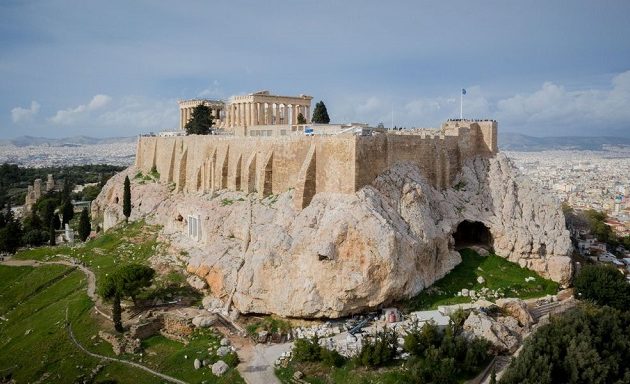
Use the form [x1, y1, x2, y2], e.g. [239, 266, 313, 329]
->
[252, 103, 258, 126]
[179, 109, 184, 129]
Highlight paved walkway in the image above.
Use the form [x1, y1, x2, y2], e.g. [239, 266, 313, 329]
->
[237, 342, 293, 384]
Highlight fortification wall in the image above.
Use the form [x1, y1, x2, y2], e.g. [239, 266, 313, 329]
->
[135, 121, 497, 209]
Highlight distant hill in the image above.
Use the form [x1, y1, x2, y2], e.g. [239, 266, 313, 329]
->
[499, 133, 630, 151]
[0, 135, 136, 147]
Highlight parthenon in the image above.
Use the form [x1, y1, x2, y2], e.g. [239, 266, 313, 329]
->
[178, 90, 312, 130]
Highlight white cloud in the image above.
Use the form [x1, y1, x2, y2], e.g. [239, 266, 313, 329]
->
[11, 101, 40, 123]
[50, 94, 111, 124]
[336, 71, 630, 135]
[198, 80, 224, 99]
[496, 71, 630, 132]
[98, 96, 177, 132]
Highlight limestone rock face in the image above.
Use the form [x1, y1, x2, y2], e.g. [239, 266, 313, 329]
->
[463, 312, 522, 353]
[93, 154, 572, 318]
[496, 298, 535, 329]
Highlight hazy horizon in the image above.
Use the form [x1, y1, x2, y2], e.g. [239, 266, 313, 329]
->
[2, 1, 630, 139]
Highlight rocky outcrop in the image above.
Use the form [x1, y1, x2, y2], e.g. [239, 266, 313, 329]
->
[462, 312, 523, 353]
[92, 154, 572, 318]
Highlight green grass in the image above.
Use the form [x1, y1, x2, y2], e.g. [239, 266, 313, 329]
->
[3, 221, 243, 383]
[0, 263, 243, 383]
[403, 248, 559, 311]
[14, 220, 160, 286]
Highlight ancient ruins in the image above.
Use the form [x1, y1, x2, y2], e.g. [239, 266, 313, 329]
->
[93, 91, 572, 318]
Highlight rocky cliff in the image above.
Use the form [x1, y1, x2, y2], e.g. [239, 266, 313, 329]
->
[92, 154, 572, 318]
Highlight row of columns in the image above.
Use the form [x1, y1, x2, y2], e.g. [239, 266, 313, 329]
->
[179, 107, 224, 130]
[225, 102, 310, 128]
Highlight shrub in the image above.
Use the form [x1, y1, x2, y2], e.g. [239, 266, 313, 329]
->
[355, 328, 398, 367]
[320, 347, 345, 367]
[223, 351, 240, 367]
[574, 264, 630, 310]
[293, 337, 322, 362]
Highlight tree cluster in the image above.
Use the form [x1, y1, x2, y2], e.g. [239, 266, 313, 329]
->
[98, 264, 155, 332]
[574, 264, 630, 310]
[184, 105, 214, 135]
[500, 304, 630, 384]
[403, 321, 492, 384]
[292, 337, 346, 367]
[0, 204, 23, 253]
[0, 163, 121, 207]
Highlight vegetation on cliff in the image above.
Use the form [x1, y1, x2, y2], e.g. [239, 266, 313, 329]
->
[501, 304, 630, 384]
[404, 249, 559, 311]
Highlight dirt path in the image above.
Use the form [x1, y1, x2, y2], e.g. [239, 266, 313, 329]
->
[2, 257, 189, 383]
[1, 257, 111, 319]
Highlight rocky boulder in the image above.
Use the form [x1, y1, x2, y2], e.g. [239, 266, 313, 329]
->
[212, 360, 229, 377]
[191, 314, 217, 328]
[93, 154, 572, 318]
[463, 312, 522, 353]
[496, 298, 535, 328]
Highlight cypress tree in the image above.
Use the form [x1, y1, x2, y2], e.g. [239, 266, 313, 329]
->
[78, 207, 90, 241]
[49, 219, 56, 246]
[297, 112, 306, 124]
[311, 101, 330, 124]
[111, 293, 123, 332]
[184, 105, 214, 135]
[123, 176, 131, 223]
[52, 213, 61, 230]
[62, 200, 74, 225]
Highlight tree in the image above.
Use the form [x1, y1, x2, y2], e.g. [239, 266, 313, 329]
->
[117, 264, 155, 305]
[123, 176, 131, 223]
[184, 105, 214, 135]
[311, 101, 330, 124]
[0, 206, 22, 253]
[297, 112, 306, 124]
[52, 212, 61, 230]
[574, 264, 630, 310]
[78, 207, 91, 241]
[501, 305, 630, 384]
[98, 264, 155, 332]
[62, 199, 74, 226]
[99, 274, 123, 332]
[49, 219, 56, 246]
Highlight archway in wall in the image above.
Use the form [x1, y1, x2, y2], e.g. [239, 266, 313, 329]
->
[452, 220, 493, 249]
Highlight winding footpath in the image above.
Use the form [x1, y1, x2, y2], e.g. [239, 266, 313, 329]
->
[1, 257, 187, 384]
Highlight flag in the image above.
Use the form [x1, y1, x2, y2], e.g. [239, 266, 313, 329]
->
[462, 88, 467, 95]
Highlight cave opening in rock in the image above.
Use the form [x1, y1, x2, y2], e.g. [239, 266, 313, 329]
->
[452, 220, 493, 249]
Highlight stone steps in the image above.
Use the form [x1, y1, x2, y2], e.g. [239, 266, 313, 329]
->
[530, 302, 561, 320]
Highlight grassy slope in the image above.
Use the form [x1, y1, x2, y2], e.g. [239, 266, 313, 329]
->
[2, 222, 243, 383]
[404, 248, 559, 311]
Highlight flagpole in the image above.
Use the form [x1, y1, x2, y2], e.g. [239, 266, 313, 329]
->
[460, 90, 463, 119]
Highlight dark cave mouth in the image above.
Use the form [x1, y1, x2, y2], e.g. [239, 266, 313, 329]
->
[452, 220, 493, 249]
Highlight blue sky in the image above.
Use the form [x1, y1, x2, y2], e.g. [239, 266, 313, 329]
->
[1, 0, 630, 138]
